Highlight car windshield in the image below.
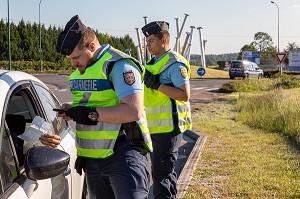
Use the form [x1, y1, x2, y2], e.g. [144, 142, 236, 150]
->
[231, 62, 242, 68]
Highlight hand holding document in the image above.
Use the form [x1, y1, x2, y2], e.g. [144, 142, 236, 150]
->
[18, 116, 51, 145]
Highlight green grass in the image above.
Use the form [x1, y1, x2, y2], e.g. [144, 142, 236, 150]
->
[182, 96, 300, 198]
[220, 77, 300, 93]
[237, 89, 300, 140]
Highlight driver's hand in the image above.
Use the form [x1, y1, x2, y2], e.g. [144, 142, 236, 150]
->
[39, 132, 61, 148]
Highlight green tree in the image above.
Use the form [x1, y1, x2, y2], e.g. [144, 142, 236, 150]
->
[282, 42, 299, 64]
[284, 42, 299, 52]
[0, 18, 137, 71]
[0, 19, 8, 60]
[237, 44, 257, 60]
[251, 32, 276, 64]
[251, 32, 274, 52]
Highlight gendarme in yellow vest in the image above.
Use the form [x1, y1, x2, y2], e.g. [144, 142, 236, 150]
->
[69, 46, 152, 158]
[144, 51, 192, 134]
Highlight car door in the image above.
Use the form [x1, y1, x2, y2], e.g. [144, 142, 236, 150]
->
[0, 81, 55, 198]
[0, 80, 83, 199]
[252, 63, 261, 78]
[247, 63, 254, 77]
[31, 81, 84, 199]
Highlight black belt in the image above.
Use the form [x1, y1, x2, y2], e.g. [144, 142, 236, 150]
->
[117, 122, 141, 142]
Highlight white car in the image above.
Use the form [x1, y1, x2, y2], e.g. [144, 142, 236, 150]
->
[229, 60, 264, 79]
[0, 70, 86, 199]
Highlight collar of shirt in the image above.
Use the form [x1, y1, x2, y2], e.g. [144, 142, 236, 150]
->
[154, 49, 172, 64]
[96, 44, 110, 60]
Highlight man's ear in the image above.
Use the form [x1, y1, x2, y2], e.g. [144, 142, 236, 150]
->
[89, 42, 96, 52]
[162, 36, 167, 44]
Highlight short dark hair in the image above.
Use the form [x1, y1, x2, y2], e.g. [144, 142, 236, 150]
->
[154, 30, 170, 42]
[77, 27, 98, 50]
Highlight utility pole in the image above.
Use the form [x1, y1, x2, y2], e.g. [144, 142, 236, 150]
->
[39, 0, 43, 72]
[7, 0, 11, 70]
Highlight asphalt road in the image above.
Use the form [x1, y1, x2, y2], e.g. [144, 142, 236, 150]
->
[34, 74, 229, 103]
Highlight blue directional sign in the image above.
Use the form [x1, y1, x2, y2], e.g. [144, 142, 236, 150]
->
[197, 67, 206, 77]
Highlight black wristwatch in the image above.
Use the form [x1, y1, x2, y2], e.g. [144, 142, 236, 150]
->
[88, 111, 98, 122]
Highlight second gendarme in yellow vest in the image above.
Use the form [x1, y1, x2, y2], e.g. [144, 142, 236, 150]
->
[144, 51, 192, 135]
[69, 46, 152, 159]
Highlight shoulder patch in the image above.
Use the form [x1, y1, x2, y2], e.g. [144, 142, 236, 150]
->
[123, 71, 136, 85]
[180, 68, 187, 78]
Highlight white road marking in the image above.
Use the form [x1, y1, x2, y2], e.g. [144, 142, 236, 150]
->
[206, 88, 219, 91]
[192, 87, 208, 90]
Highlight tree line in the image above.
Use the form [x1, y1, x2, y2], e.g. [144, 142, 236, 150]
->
[1, 19, 299, 70]
[0, 19, 137, 71]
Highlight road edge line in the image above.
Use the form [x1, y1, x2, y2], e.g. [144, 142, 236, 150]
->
[177, 130, 207, 198]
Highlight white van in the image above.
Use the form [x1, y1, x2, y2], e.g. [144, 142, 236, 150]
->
[229, 60, 263, 79]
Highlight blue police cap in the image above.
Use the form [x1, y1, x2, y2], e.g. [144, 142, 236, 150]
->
[56, 15, 87, 55]
[141, 21, 169, 37]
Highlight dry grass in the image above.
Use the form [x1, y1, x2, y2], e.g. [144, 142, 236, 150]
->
[190, 65, 229, 79]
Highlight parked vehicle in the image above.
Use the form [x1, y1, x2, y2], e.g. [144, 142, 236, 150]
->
[229, 60, 263, 79]
[0, 70, 85, 199]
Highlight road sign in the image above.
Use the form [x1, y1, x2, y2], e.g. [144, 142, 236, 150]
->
[275, 53, 287, 64]
[197, 67, 206, 77]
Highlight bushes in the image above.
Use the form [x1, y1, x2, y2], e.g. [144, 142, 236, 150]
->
[0, 60, 72, 72]
[220, 77, 300, 93]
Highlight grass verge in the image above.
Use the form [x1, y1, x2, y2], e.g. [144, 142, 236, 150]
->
[182, 95, 300, 198]
[237, 89, 300, 141]
[190, 65, 228, 79]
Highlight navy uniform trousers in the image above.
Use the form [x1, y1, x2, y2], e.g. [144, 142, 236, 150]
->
[151, 132, 183, 199]
[85, 140, 150, 199]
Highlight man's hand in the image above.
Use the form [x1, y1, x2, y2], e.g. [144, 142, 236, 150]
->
[144, 69, 161, 90]
[75, 157, 86, 176]
[66, 106, 98, 125]
[39, 132, 61, 148]
[54, 103, 72, 121]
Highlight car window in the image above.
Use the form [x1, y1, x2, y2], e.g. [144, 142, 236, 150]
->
[249, 64, 254, 70]
[230, 62, 242, 68]
[32, 83, 69, 136]
[5, 88, 37, 167]
[6, 93, 32, 120]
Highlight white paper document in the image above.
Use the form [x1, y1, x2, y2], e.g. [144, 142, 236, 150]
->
[18, 116, 51, 145]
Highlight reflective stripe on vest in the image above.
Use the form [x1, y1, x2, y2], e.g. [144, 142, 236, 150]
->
[144, 51, 192, 134]
[69, 46, 152, 158]
[76, 122, 121, 158]
[136, 111, 153, 151]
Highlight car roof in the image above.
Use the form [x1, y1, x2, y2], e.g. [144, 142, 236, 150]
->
[0, 70, 46, 87]
[231, 60, 256, 64]
[0, 70, 48, 120]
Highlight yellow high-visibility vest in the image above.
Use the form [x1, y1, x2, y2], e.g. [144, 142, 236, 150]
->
[69, 46, 152, 158]
[144, 51, 192, 134]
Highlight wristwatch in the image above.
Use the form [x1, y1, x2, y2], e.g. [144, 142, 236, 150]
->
[88, 111, 98, 122]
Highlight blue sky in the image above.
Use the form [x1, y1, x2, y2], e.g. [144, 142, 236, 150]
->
[1, 0, 300, 55]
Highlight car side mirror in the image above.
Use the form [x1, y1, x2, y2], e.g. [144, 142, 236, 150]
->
[24, 146, 70, 180]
